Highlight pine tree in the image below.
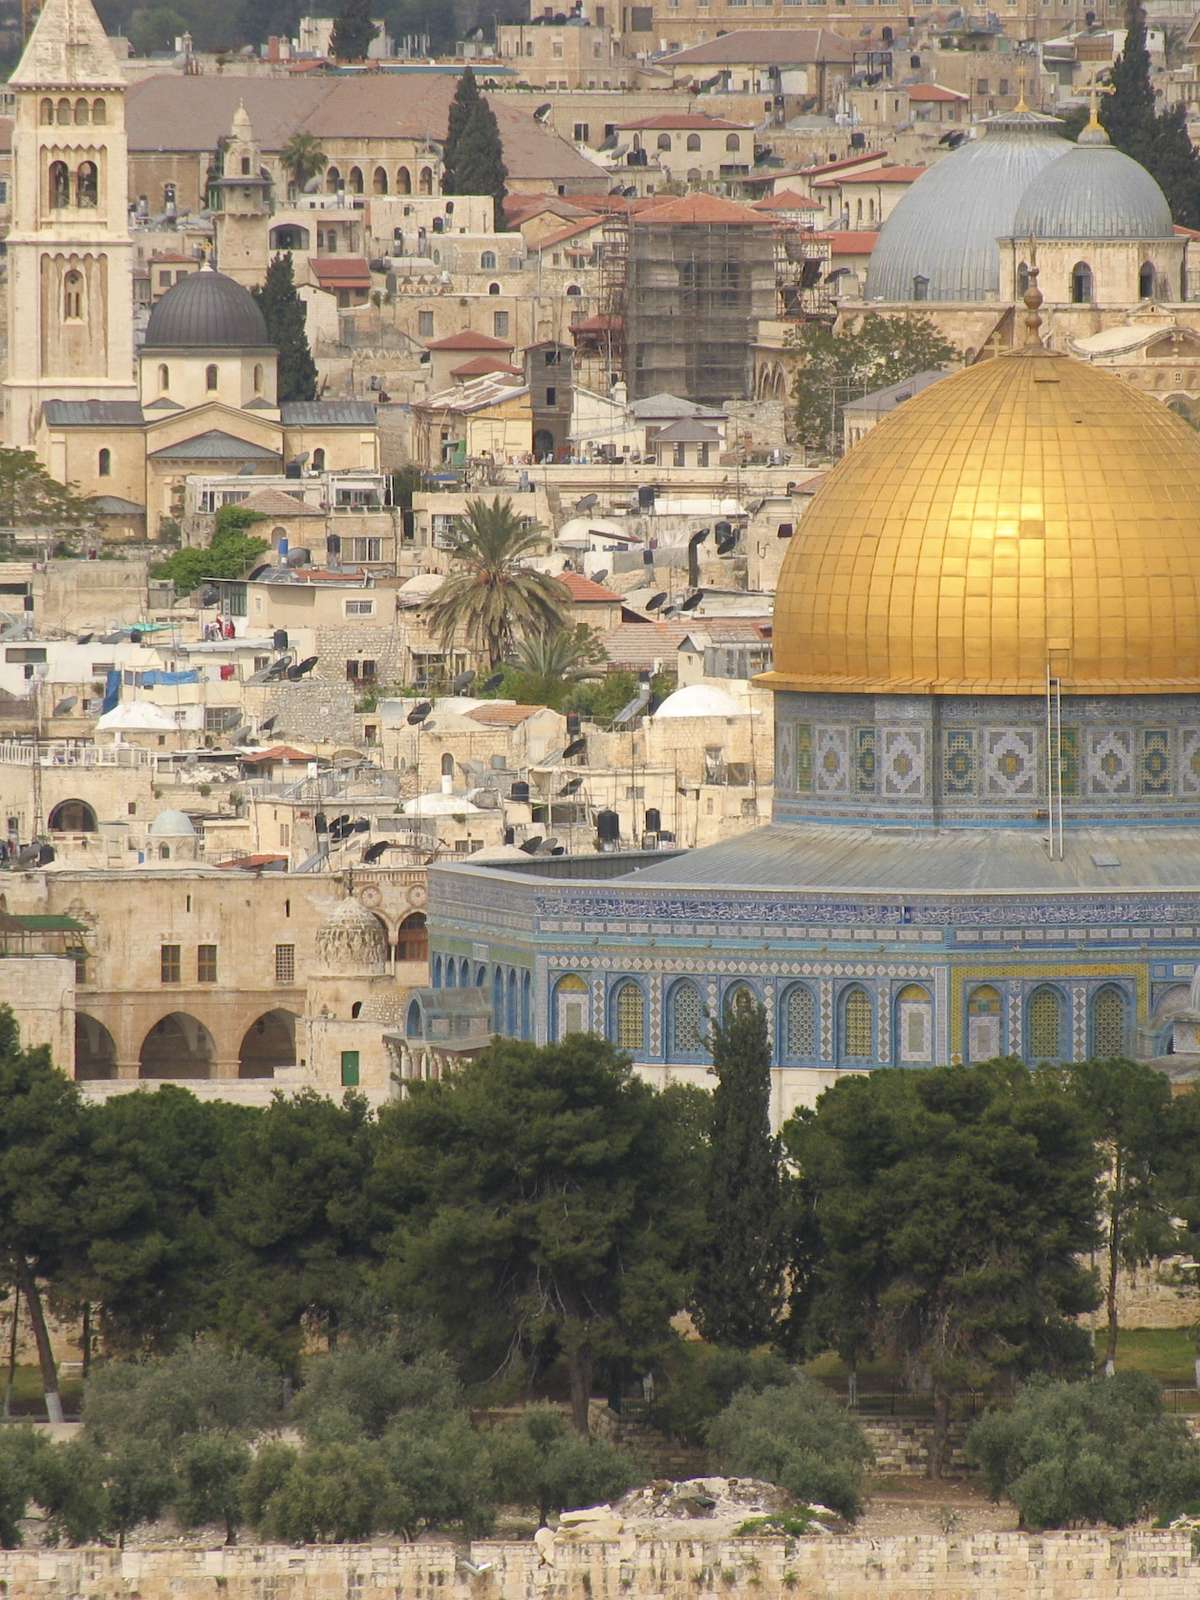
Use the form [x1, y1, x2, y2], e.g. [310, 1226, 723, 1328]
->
[252, 254, 318, 404]
[329, 0, 378, 60]
[1102, 0, 1200, 227]
[446, 99, 508, 228]
[692, 993, 787, 1349]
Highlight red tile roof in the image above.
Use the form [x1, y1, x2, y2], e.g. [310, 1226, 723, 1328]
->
[311, 255, 371, 288]
[617, 113, 753, 131]
[798, 151, 888, 177]
[558, 571, 622, 603]
[427, 329, 515, 351]
[215, 853, 290, 870]
[451, 355, 523, 378]
[751, 189, 822, 212]
[819, 230, 880, 254]
[531, 215, 605, 252]
[660, 28, 855, 66]
[633, 193, 775, 227]
[815, 164, 925, 186]
[241, 745, 313, 764]
[466, 702, 551, 726]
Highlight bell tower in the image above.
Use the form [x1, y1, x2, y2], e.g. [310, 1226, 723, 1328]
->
[212, 101, 273, 286]
[3, 0, 137, 448]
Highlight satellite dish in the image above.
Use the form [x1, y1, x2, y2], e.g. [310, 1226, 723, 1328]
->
[354, 818, 370, 832]
[481, 671, 505, 692]
[592, 569, 608, 584]
[407, 700, 432, 724]
[542, 837, 559, 853]
[575, 492, 598, 511]
[519, 835, 543, 854]
[558, 776, 582, 795]
[645, 592, 667, 611]
[534, 102, 553, 121]
[363, 840, 389, 862]
[53, 696, 77, 716]
[563, 736, 587, 758]
[451, 669, 476, 693]
[260, 715, 276, 733]
[680, 591, 703, 611]
[294, 656, 318, 677]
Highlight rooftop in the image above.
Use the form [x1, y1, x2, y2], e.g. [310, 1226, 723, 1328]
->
[556, 570, 623, 603]
[659, 27, 856, 66]
[616, 113, 753, 131]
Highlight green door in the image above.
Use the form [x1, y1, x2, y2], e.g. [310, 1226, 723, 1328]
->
[340, 1050, 360, 1087]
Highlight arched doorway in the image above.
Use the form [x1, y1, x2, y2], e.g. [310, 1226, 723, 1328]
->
[238, 1009, 298, 1078]
[75, 1013, 116, 1079]
[48, 798, 97, 832]
[139, 1012, 215, 1079]
[396, 912, 427, 964]
[533, 428, 555, 460]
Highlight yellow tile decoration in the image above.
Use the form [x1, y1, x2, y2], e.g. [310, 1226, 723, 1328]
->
[764, 350, 1200, 695]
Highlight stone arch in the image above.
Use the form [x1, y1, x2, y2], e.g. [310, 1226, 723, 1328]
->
[56, 97, 71, 124]
[158, 362, 170, 392]
[205, 362, 219, 391]
[40, 98, 53, 125]
[534, 427, 555, 459]
[723, 979, 758, 1019]
[686, 132, 701, 151]
[325, 165, 341, 193]
[1070, 260, 1093, 305]
[238, 1008, 298, 1078]
[966, 983, 1002, 1062]
[373, 165, 389, 194]
[348, 165, 364, 194]
[611, 977, 646, 1051]
[1139, 260, 1156, 300]
[76, 160, 98, 208]
[75, 1013, 116, 1080]
[63, 268, 84, 319]
[656, 132, 672, 151]
[73, 97, 89, 125]
[396, 910, 427, 963]
[418, 166, 433, 195]
[98, 447, 111, 476]
[48, 160, 70, 209]
[725, 133, 741, 152]
[552, 972, 588, 1040]
[49, 798, 97, 831]
[779, 982, 817, 1064]
[837, 983, 873, 1063]
[894, 982, 932, 1064]
[139, 1011, 215, 1079]
[1026, 984, 1067, 1061]
[92, 98, 106, 124]
[665, 977, 706, 1061]
[396, 166, 412, 194]
[406, 996, 423, 1037]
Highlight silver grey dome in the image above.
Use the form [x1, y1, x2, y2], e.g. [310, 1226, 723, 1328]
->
[1012, 126, 1173, 241]
[144, 265, 271, 349]
[865, 109, 1069, 303]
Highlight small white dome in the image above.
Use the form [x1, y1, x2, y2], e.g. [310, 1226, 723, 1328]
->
[148, 809, 196, 836]
[653, 683, 750, 719]
[401, 791, 483, 816]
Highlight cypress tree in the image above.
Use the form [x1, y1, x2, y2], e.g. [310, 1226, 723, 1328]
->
[446, 99, 508, 228]
[252, 253, 318, 404]
[444, 67, 481, 180]
[692, 993, 787, 1349]
[329, 0, 378, 60]
[1102, 0, 1200, 226]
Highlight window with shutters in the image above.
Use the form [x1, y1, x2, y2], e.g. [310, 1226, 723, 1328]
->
[197, 944, 217, 983]
[275, 943, 295, 983]
[160, 944, 181, 984]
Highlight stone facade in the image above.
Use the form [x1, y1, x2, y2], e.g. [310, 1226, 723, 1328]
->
[2, 1531, 1199, 1600]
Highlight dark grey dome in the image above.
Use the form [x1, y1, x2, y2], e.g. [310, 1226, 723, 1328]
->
[144, 266, 270, 349]
[1013, 126, 1173, 241]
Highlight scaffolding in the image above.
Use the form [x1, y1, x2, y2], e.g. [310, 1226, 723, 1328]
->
[776, 228, 838, 323]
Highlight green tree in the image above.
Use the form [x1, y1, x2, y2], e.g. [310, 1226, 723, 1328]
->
[104, 1439, 178, 1547]
[0, 1011, 89, 1422]
[127, 3, 187, 53]
[81, 1339, 283, 1452]
[1101, 0, 1200, 228]
[786, 1061, 1101, 1476]
[252, 252, 318, 403]
[0, 1429, 46, 1547]
[705, 1372, 873, 1520]
[379, 1409, 496, 1538]
[566, 669, 675, 726]
[425, 498, 568, 669]
[29, 1436, 108, 1545]
[213, 1091, 380, 1371]
[0, 448, 97, 554]
[445, 67, 480, 169]
[488, 1405, 639, 1523]
[650, 1343, 792, 1448]
[174, 1434, 253, 1543]
[279, 131, 328, 198]
[968, 1371, 1200, 1529]
[256, 1441, 391, 1542]
[692, 994, 787, 1350]
[1063, 1058, 1176, 1376]
[445, 97, 508, 226]
[482, 624, 606, 710]
[149, 507, 266, 595]
[376, 1035, 703, 1433]
[329, 0, 378, 58]
[786, 315, 957, 456]
[293, 1338, 462, 1443]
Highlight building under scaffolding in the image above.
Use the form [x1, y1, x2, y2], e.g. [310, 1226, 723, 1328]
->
[606, 196, 778, 406]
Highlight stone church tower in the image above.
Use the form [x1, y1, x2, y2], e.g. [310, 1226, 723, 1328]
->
[212, 102, 273, 286]
[3, 0, 137, 449]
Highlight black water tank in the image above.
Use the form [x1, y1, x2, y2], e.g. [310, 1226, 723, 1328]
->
[645, 807, 661, 834]
[597, 809, 620, 844]
[511, 780, 530, 803]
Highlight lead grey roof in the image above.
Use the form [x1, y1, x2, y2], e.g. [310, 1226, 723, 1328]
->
[841, 368, 951, 415]
[865, 111, 1069, 303]
[148, 430, 281, 461]
[279, 401, 378, 425]
[654, 419, 721, 442]
[1012, 127, 1174, 241]
[143, 266, 271, 350]
[618, 822, 1200, 894]
[43, 400, 145, 426]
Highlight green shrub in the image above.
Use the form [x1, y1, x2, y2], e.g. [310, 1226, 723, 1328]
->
[487, 1405, 640, 1523]
[0, 1428, 46, 1547]
[967, 1371, 1200, 1530]
[653, 1344, 793, 1447]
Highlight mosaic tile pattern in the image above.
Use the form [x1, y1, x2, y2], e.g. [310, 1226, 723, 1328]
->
[1088, 730, 1134, 796]
[854, 727, 877, 796]
[794, 723, 812, 793]
[1142, 730, 1170, 797]
[883, 727, 925, 798]
[943, 729, 976, 797]
[985, 729, 1037, 797]
[815, 726, 849, 795]
[1059, 726, 1080, 797]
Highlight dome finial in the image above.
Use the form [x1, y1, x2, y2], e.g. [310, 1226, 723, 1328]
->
[1014, 63, 1028, 113]
[1083, 78, 1116, 136]
[1023, 240, 1044, 347]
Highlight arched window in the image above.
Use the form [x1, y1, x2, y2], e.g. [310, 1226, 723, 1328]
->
[325, 165, 341, 193]
[63, 270, 84, 319]
[566, 284, 581, 296]
[406, 997, 423, 1038]
[56, 97, 71, 124]
[373, 165, 388, 194]
[350, 1000, 363, 1019]
[418, 166, 433, 194]
[163, 181, 176, 209]
[554, 973, 588, 1038]
[781, 984, 816, 1063]
[311, 447, 326, 472]
[92, 98, 106, 124]
[1139, 260, 1156, 300]
[395, 912, 427, 963]
[656, 132, 672, 151]
[724, 981, 756, 1020]
[481, 250, 497, 270]
[459, 957, 469, 986]
[913, 274, 929, 301]
[1090, 985, 1128, 1058]
[98, 447, 111, 477]
[667, 979, 705, 1060]
[397, 166, 412, 194]
[966, 984, 1002, 1063]
[159, 844, 171, 860]
[445, 958, 458, 989]
[205, 363, 218, 391]
[506, 967, 518, 1035]
[158, 363, 170, 392]
[76, 161, 98, 207]
[48, 160, 70, 209]
[1028, 986, 1064, 1061]
[686, 132, 701, 151]
[432, 954, 443, 988]
[1016, 260, 1030, 295]
[521, 970, 532, 1039]
[613, 980, 645, 1051]
[488, 281, 500, 295]
[74, 97, 89, 124]
[39, 98, 53, 125]
[348, 166, 364, 194]
[1070, 261, 1093, 305]
[840, 985, 872, 1062]
[253, 362, 264, 394]
[440, 752, 454, 778]
[895, 983, 932, 1064]
[725, 133, 741, 152]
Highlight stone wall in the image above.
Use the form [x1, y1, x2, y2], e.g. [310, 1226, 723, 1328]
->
[3, 1530, 1199, 1600]
[861, 1417, 973, 1476]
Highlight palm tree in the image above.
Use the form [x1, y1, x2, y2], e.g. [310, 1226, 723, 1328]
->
[507, 624, 606, 709]
[426, 497, 567, 668]
[279, 132, 328, 198]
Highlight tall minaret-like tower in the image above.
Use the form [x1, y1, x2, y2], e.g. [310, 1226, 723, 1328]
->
[3, 0, 137, 449]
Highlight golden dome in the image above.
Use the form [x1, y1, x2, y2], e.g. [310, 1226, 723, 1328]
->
[766, 349, 1200, 695]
